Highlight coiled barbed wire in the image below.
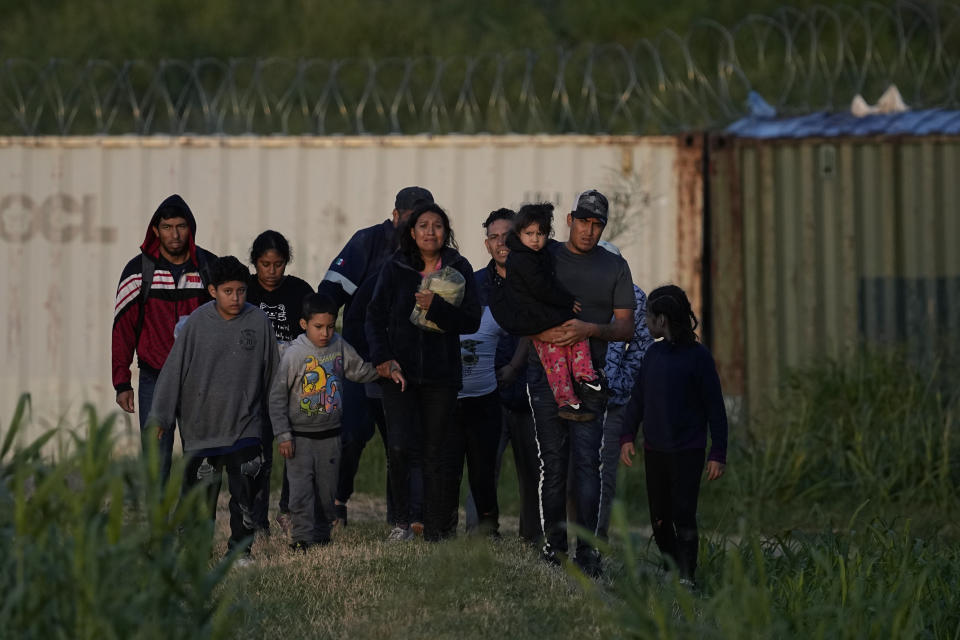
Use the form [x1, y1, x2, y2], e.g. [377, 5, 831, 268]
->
[2, 1, 958, 136]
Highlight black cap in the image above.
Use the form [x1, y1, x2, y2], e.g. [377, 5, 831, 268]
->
[395, 186, 434, 211]
[571, 189, 609, 224]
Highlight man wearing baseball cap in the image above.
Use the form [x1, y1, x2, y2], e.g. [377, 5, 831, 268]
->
[529, 188, 636, 577]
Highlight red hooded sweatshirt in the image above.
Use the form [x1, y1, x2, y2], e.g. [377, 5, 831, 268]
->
[111, 195, 217, 393]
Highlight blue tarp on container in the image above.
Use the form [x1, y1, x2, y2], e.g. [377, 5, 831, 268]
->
[727, 104, 960, 138]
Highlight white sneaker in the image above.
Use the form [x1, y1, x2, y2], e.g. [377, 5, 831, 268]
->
[387, 526, 414, 542]
[234, 555, 255, 568]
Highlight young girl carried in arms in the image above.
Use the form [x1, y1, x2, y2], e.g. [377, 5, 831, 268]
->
[491, 202, 604, 421]
[619, 284, 728, 588]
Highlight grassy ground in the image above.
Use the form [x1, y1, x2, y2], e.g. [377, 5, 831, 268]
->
[217, 440, 623, 639]
[222, 498, 617, 639]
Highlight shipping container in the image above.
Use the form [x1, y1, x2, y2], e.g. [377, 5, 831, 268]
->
[0, 134, 701, 447]
[709, 130, 960, 419]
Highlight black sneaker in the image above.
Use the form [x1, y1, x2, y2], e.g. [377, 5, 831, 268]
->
[557, 403, 595, 422]
[575, 547, 603, 578]
[541, 546, 567, 567]
[290, 540, 311, 553]
[575, 378, 608, 405]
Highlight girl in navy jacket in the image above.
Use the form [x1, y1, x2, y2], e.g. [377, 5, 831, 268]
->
[619, 284, 728, 587]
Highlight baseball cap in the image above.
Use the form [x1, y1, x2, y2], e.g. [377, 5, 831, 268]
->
[571, 189, 609, 224]
[395, 186, 434, 211]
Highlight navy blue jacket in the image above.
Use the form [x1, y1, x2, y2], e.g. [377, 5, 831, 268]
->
[476, 262, 530, 412]
[365, 247, 482, 387]
[620, 340, 729, 464]
[318, 219, 398, 310]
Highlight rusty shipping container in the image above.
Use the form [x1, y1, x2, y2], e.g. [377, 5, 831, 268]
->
[709, 132, 960, 418]
[0, 134, 702, 447]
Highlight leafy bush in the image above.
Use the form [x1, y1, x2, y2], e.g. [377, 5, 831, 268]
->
[0, 395, 242, 639]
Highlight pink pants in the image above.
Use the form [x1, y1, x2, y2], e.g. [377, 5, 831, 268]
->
[532, 338, 598, 408]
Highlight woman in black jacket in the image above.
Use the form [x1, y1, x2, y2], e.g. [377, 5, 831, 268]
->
[365, 202, 482, 542]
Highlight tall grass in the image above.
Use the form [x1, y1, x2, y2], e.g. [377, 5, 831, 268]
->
[0, 395, 242, 639]
[732, 350, 959, 516]
[604, 504, 960, 639]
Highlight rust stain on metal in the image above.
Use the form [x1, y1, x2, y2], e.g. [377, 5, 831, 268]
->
[708, 135, 745, 397]
[673, 135, 703, 325]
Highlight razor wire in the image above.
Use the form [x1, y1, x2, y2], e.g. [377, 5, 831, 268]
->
[2, 0, 959, 136]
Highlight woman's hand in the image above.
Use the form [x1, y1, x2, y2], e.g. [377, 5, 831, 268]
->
[414, 289, 435, 311]
[573, 300, 582, 314]
[390, 369, 407, 392]
[706, 461, 725, 481]
[620, 442, 636, 466]
[377, 360, 401, 378]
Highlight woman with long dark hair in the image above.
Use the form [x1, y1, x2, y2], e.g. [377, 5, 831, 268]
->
[365, 203, 482, 541]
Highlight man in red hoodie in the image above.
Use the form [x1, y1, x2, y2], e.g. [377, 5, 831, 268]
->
[112, 194, 217, 483]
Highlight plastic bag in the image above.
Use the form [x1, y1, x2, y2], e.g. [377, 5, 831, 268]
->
[409, 266, 466, 333]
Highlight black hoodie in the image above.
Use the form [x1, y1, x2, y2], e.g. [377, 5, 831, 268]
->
[111, 195, 217, 392]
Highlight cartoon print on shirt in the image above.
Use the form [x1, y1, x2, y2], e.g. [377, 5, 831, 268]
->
[260, 302, 293, 342]
[298, 353, 344, 416]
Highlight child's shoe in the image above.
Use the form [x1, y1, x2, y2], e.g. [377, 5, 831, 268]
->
[410, 521, 424, 536]
[234, 555, 255, 568]
[275, 511, 292, 536]
[387, 526, 415, 542]
[289, 540, 311, 553]
[575, 377, 608, 405]
[557, 403, 595, 422]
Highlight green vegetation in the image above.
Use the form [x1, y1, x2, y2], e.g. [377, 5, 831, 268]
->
[0, 0, 862, 61]
[3, 348, 959, 638]
[0, 395, 242, 639]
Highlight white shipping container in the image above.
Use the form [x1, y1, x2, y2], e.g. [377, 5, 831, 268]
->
[0, 135, 701, 448]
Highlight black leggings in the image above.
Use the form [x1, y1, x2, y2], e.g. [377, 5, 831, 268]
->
[644, 447, 705, 581]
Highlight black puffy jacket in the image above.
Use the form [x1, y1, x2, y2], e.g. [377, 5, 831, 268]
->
[365, 247, 482, 387]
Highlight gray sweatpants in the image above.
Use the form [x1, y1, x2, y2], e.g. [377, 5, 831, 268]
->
[286, 435, 341, 544]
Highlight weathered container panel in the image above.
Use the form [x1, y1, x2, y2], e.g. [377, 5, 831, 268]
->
[711, 136, 960, 417]
[0, 135, 697, 446]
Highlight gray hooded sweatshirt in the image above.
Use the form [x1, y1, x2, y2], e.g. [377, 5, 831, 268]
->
[148, 301, 278, 452]
[269, 333, 379, 443]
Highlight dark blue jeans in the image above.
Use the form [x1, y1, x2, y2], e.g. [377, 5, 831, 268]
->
[182, 444, 262, 553]
[527, 353, 606, 557]
[466, 405, 542, 542]
[380, 380, 457, 540]
[138, 367, 175, 485]
[597, 403, 627, 539]
[453, 392, 501, 535]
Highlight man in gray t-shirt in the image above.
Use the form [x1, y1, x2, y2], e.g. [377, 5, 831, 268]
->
[528, 189, 635, 577]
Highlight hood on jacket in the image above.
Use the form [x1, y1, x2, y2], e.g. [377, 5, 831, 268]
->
[140, 194, 200, 264]
[391, 245, 470, 272]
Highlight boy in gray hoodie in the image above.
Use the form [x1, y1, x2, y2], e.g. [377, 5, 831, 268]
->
[270, 294, 405, 549]
[150, 256, 278, 563]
